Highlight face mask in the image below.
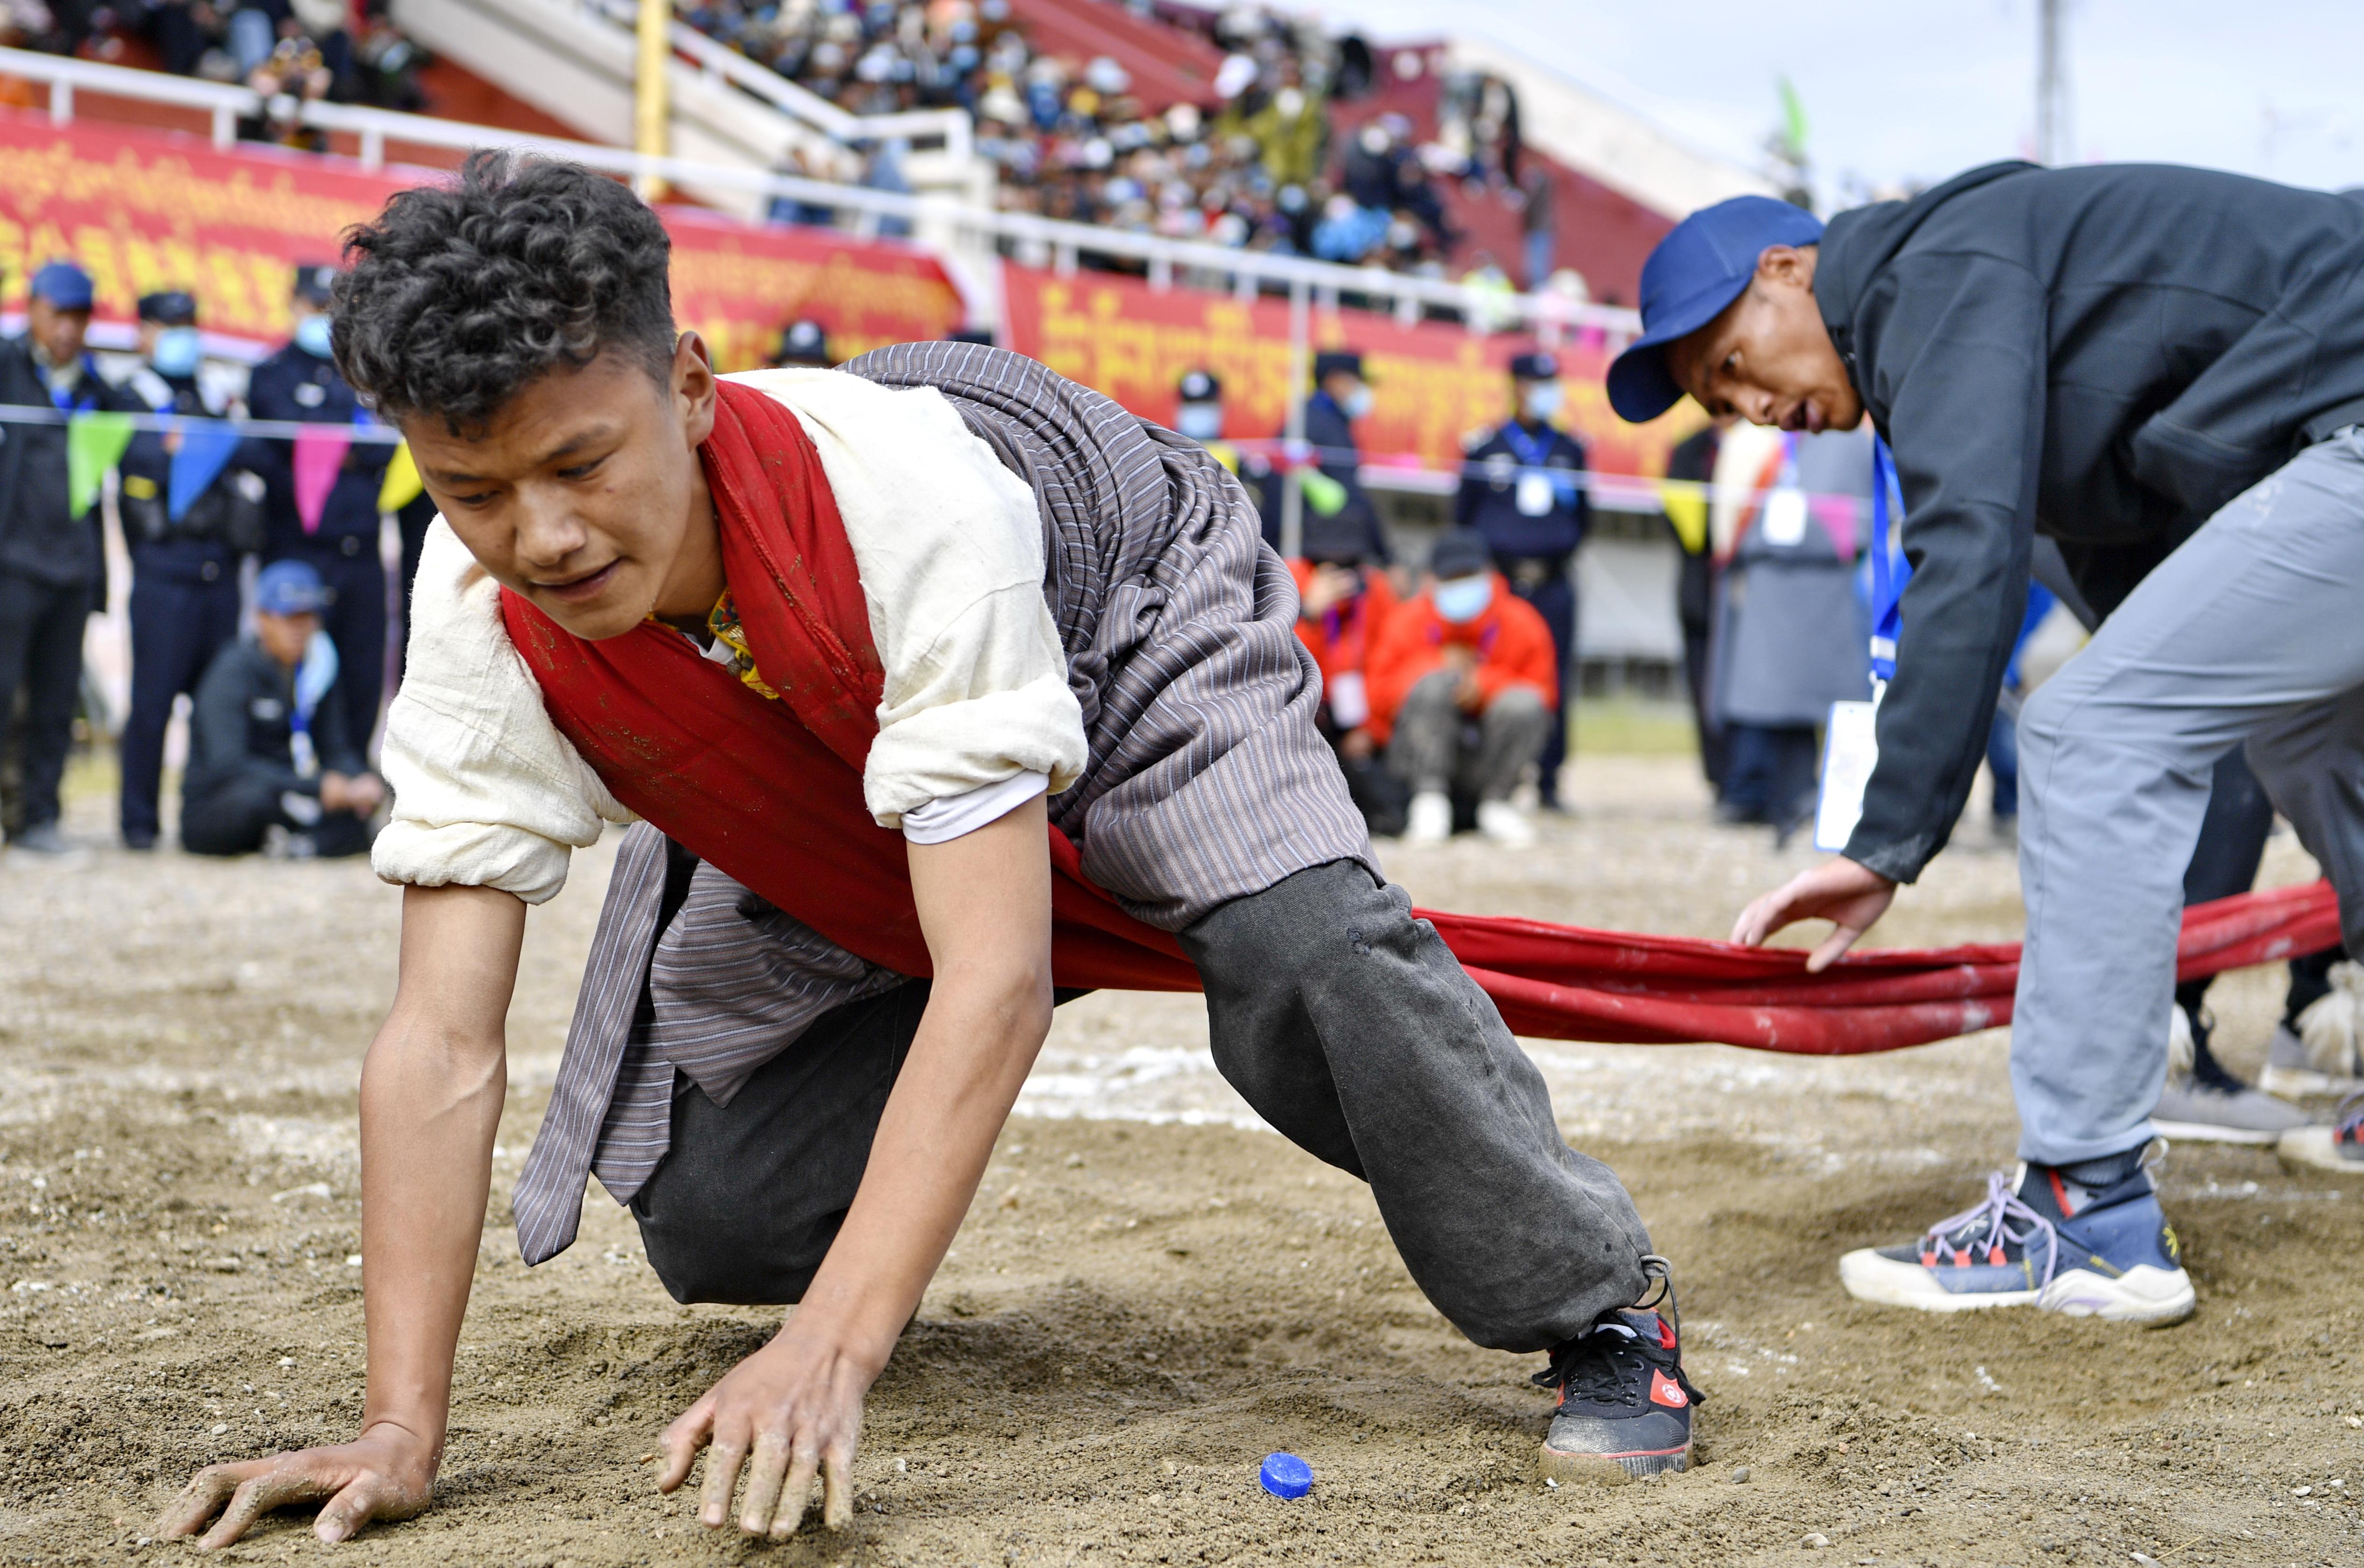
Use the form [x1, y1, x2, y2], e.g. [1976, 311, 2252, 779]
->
[1342, 384, 1375, 421]
[150, 326, 202, 378]
[1175, 402, 1224, 441]
[1521, 382, 1564, 421]
[293, 314, 334, 359]
[1433, 574, 1493, 624]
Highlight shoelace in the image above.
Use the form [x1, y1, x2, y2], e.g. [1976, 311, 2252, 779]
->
[1530, 1255, 1701, 1406]
[1920, 1171, 2058, 1284]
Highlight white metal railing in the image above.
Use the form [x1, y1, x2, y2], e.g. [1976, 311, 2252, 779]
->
[0, 44, 1656, 546]
[576, 0, 971, 162]
[0, 45, 1640, 341]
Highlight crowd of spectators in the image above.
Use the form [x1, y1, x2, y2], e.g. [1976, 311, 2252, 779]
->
[692, 0, 1575, 289]
[3, 0, 430, 143]
[12, 0, 1567, 291]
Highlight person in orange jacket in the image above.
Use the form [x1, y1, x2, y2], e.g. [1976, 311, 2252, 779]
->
[1290, 511, 1406, 835]
[1369, 527, 1557, 846]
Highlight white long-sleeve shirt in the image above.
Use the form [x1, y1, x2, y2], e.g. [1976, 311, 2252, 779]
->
[370, 368, 1087, 905]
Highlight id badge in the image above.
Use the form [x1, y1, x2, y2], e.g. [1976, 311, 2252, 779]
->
[1515, 472, 1555, 517]
[1327, 669, 1370, 731]
[1761, 486, 1808, 546]
[1814, 699, 1879, 853]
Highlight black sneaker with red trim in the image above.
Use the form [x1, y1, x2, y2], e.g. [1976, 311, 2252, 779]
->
[1533, 1258, 1702, 1484]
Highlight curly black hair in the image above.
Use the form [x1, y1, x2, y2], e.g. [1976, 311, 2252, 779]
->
[332, 151, 677, 431]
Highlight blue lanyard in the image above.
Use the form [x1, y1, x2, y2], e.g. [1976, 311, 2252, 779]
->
[1499, 421, 1552, 469]
[1868, 437, 1911, 688]
[47, 361, 95, 414]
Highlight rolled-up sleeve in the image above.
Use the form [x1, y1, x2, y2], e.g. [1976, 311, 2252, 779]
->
[732, 369, 1089, 832]
[371, 521, 631, 904]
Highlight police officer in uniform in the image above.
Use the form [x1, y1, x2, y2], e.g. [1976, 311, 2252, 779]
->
[116, 290, 264, 850]
[1172, 368, 1282, 540]
[1298, 349, 1392, 566]
[1455, 350, 1589, 810]
[243, 264, 392, 750]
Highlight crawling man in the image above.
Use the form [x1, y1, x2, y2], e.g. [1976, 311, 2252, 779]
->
[160, 154, 1699, 1548]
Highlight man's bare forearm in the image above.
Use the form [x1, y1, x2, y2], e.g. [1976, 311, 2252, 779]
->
[792, 964, 1052, 1367]
[785, 801, 1055, 1369]
[357, 885, 527, 1449]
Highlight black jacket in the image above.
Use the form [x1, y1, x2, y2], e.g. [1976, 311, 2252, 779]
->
[1455, 418, 1589, 560]
[1817, 161, 2364, 882]
[1299, 391, 1391, 565]
[241, 341, 390, 554]
[120, 365, 264, 566]
[182, 637, 365, 805]
[0, 335, 139, 587]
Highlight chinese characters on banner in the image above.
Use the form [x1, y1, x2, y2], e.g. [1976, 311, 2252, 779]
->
[1000, 266, 1701, 478]
[0, 113, 964, 367]
[0, 110, 1695, 481]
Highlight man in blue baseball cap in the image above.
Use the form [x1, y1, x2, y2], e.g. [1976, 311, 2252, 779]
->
[180, 559, 383, 859]
[0, 260, 141, 856]
[1617, 164, 2364, 1324]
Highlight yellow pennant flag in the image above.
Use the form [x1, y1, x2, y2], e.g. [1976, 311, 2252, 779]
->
[377, 440, 425, 514]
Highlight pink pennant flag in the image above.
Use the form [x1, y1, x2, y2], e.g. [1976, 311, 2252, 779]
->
[293, 426, 352, 536]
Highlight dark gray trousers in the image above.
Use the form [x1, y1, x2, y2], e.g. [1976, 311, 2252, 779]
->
[629, 859, 1651, 1352]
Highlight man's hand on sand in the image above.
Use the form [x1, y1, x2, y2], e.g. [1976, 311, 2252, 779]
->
[660, 1326, 869, 1539]
[157, 1423, 435, 1548]
[1732, 856, 1900, 971]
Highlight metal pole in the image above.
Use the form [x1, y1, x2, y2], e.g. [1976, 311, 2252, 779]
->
[1279, 278, 1309, 561]
[634, 0, 670, 200]
[2036, 0, 2067, 166]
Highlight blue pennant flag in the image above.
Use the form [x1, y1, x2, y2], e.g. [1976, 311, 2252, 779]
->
[168, 421, 243, 522]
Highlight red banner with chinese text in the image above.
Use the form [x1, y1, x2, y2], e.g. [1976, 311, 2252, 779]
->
[1001, 265, 1701, 478]
[0, 112, 963, 368]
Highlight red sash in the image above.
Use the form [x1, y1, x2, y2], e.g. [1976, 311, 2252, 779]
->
[495, 381, 2342, 1054]
[499, 380, 1198, 992]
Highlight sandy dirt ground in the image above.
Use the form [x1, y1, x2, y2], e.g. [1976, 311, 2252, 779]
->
[4, 749, 2361, 1568]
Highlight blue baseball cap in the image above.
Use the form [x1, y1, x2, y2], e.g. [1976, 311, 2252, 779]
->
[1606, 196, 1825, 424]
[254, 560, 334, 616]
[29, 261, 94, 311]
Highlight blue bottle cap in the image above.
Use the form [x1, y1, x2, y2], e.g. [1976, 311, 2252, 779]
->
[1259, 1451, 1312, 1500]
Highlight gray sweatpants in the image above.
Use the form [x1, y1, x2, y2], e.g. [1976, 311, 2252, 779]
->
[1387, 671, 1553, 801]
[2012, 428, 2364, 1165]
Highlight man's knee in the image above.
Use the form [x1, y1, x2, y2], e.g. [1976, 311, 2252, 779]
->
[1400, 669, 1461, 721]
[1485, 684, 1550, 735]
[633, 1180, 836, 1306]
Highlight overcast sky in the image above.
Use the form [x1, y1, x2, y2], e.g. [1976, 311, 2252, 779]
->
[1312, 0, 2363, 208]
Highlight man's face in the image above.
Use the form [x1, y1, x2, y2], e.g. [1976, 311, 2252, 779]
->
[405, 336, 720, 641]
[255, 609, 318, 669]
[1664, 245, 1862, 436]
[28, 298, 91, 367]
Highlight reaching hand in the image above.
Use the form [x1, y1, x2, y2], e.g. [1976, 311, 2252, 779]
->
[658, 1326, 872, 1539]
[1731, 856, 1899, 972]
[157, 1422, 437, 1548]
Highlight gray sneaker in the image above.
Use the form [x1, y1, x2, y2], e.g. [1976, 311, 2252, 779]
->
[10, 820, 70, 853]
[2152, 1072, 2313, 1145]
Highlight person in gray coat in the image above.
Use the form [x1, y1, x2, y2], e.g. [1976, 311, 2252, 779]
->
[1708, 425, 1872, 838]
